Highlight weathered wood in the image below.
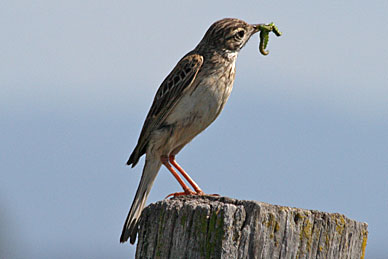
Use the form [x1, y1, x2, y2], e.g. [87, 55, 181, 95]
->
[135, 196, 368, 259]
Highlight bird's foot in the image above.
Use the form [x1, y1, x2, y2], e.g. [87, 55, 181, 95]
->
[165, 189, 204, 199]
[165, 190, 222, 199]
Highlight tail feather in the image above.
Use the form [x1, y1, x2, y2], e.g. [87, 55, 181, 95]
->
[126, 150, 137, 167]
[126, 145, 145, 167]
[120, 156, 161, 244]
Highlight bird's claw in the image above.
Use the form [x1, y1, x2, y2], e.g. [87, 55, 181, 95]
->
[165, 190, 221, 199]
[165, 189, 196, 199]
[165, 189, 208, 199]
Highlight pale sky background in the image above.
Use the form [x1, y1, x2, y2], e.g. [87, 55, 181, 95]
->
[1, 1, 387, 258]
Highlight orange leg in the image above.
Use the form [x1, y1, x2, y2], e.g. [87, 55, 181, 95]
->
[161, 156, 196, 197]
[169, 155, 204, 195]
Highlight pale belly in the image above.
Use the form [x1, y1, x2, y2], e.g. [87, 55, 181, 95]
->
[149, 76, 234, 156]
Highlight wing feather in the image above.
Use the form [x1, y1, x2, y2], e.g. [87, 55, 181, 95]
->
[127, 53, 203, 166]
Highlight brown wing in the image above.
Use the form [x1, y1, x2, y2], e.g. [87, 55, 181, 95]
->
[127, 53, 203, 167]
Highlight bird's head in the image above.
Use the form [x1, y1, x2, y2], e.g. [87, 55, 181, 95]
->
[198, 18, 260, 54]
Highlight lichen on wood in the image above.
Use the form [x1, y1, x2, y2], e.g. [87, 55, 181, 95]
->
[135, 196, 368, 259]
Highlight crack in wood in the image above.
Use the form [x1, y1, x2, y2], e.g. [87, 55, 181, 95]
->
[135, 196, 368, 259]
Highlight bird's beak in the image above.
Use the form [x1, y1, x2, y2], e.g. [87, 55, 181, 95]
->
[251, 24, 262, 34]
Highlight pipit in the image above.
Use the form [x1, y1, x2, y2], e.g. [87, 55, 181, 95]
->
[121, 18, 271, 244]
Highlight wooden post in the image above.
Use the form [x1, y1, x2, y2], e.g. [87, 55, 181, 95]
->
[135, 196, 368, 259]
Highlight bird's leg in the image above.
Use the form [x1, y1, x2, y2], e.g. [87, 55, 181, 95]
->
[169, 155, 205, 195]
[161, 155, 196, 198]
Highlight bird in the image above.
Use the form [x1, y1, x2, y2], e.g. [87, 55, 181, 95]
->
[121, 18, 261, 244]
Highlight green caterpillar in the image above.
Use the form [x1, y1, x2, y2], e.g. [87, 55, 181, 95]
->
[256, 23, 282, 55]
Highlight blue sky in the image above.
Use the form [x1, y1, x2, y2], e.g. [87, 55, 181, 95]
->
[1, 1, 387, 258]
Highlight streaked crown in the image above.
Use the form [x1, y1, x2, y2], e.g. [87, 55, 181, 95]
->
[197, 18, 259, 53]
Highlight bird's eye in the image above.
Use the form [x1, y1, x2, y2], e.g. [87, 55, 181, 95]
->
[236, 30, 245, 38]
